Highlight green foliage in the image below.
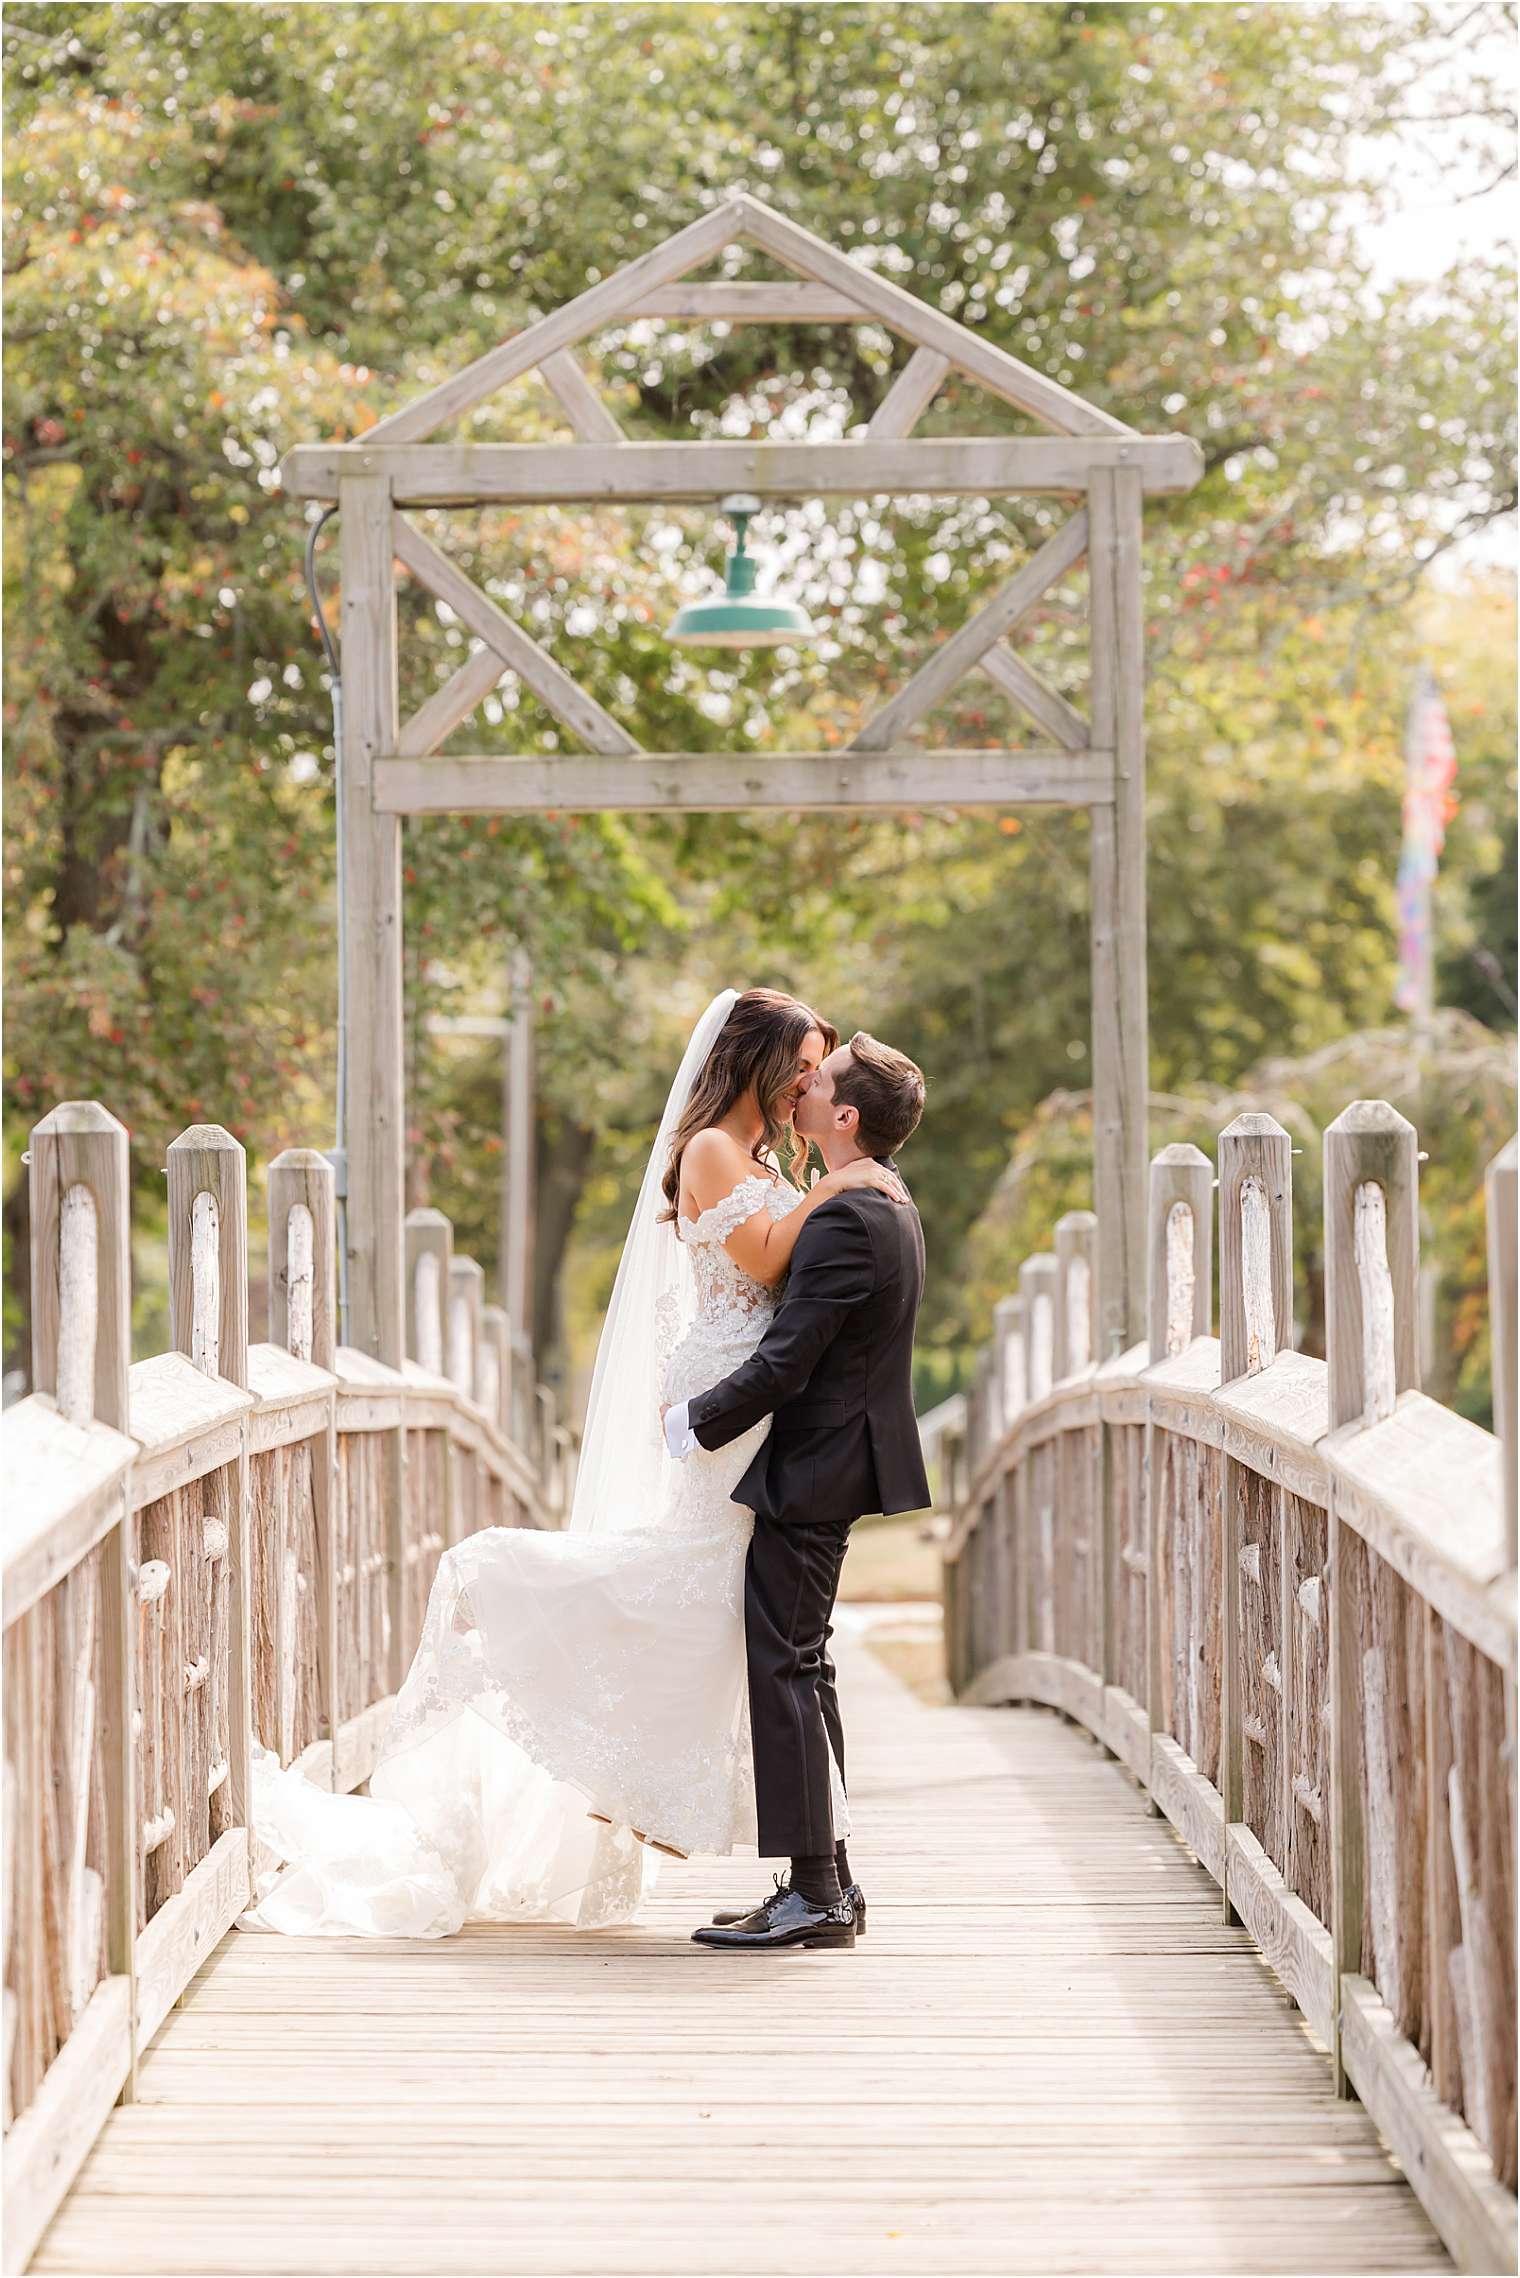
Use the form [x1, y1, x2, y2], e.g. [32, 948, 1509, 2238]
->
[3, 3, 1514, 1392]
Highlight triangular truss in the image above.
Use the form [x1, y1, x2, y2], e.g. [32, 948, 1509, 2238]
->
[364, 192, 1137, 448]
[286, 191, 1201, 810]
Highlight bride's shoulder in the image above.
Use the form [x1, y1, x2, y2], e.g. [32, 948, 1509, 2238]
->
[679, 1128, 778, 1222]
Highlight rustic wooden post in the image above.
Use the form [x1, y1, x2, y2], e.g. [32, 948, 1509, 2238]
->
[1487, 1135, 1517, 1570]
[404, 1208, 452, 1376]
[1054, 1210, 1098, 1378]
[268, 1149, 336, 1372]
[1147, 1143, 1213, 1363]
[1324, 1099, 1421, 2091]
[480, 1304, 512, 1441]
[1141, 1143, 1213, 1807]
[510, 1326, 536, 1461]
[994, 1294, 1026, 1424]
[448, 1257, 485, 1406]
[339, 474, 406, 1373]
[1216, 1115, 1292, 1917]
[165, 1125, 253, 1841]
[1217, 1116, 1292, 1383]
[1019, 1254, 1057, 1658]
[1087, 463, 1149, 1361]
[403, 1207, 454, 1630]
[27, 1101, 139, 2081]
[1020, 1255, 1058, 1402]
[502, 949, 535, 1339]
[536, 1381, 561, 1520]
[270, 1149, 340, 1775]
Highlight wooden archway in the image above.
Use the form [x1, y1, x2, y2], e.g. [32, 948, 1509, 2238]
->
[281, 192, 1204, 1377]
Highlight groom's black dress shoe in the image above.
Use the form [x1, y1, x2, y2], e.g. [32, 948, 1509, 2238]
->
[709, 1881, 866, 1938]
[692, 1881, 855, 1950]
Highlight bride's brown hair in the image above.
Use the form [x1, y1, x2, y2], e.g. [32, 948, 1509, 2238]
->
[660, 989, 839, 1222]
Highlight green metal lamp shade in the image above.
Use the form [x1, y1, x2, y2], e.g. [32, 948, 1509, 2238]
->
[666, 495, 815, 650]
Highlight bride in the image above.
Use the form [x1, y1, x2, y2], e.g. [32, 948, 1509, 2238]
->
[242, 986, 905, 1937]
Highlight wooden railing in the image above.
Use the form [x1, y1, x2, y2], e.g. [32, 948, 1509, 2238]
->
[1, 1102, 569, 2274]
[943, 1104, 1517, 2276]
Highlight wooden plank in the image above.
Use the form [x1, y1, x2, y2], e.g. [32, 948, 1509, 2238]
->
[279, 435, 1210, 503]
[373, 747, 1114, 816]
[338, 477, 406, 1373]
[133, 1829, 249, 2049]
[1150, 1734, 1227, 1885]
[392, 516, 640, 758]
[361, 203, 738, 443]
[731, 194, 1136, 438]
[1225, 1825, 1335, 2046]
[1340, 1973, 1517, 2276]
[36, 1640, 1447, 2278]
[1, 1974, 132, 2276]
[1088, 465, 1149, 1356]
[1102, 1684, 1151, 1779]
[962, 1649, 1103, 1730]
[395, 646, 506, 763]
[852, 513, 1089, 751]
[537, 349, 623, 444]
[1325, 1399, 1513, 1667]
[632, 282, 870, 321]
[1, 1406, 134, 1622]
[866, 347, 950, 440]
[979, 642, 1090, 752]
[1487, 1137, 1517, 1565]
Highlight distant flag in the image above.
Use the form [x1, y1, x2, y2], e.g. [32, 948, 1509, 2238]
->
[1394, 665, 1459, 1021]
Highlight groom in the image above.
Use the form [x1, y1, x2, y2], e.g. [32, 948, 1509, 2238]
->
[663, 1031, 930, 1951]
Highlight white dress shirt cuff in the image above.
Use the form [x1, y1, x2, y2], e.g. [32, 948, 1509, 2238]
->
[663, 1399, 697, 1460]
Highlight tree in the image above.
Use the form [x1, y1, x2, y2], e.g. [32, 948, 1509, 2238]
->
[5, 2, 1514, 1390]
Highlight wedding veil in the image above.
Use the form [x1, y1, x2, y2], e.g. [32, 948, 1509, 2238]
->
[568, 987, 739, 1537]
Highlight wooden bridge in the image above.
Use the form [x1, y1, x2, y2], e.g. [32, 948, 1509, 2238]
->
[3, 1092, 1515, 2276]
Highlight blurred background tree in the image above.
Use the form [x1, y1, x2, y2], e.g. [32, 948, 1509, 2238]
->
[4, 2, 1514, 1411]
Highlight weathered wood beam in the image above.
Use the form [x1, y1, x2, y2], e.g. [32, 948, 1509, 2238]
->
[362, 203, 739, 445]
[978, 643, 1090, 753]
[372, 747, 1113, 815]
[729, 193, 1136, 438]
[537, 349, 623, 444]
[396, 646, 505, 762]
[1088, 466, 1149, 1356]
[631, 282, 871, 322]
[867, 347, 951, 441]
[392, 515, 640, 757]
[279, 435, 1206, 503]
[852, 513, 1088, 753]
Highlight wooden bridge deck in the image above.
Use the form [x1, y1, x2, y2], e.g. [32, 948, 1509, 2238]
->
[33, 1635, 1448, 2278]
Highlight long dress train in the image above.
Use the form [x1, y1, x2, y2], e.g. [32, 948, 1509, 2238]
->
[242, 1170, 844, 1936]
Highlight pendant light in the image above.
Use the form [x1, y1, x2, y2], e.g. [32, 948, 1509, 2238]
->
[666, 494, 815, 649]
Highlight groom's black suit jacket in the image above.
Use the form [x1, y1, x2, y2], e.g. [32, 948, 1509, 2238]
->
[687, 1162, 931, 1528]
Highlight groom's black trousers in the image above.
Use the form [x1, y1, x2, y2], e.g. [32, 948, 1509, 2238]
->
[744, 1511, 853, 1858]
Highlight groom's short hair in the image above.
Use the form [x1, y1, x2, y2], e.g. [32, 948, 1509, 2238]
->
[834, 1033, 926, 1156]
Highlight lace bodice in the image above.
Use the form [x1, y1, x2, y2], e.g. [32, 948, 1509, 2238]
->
[682, 1171, 801, 1321]
[655, 1170, 804, 1413]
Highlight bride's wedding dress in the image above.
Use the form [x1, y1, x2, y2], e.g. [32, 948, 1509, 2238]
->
[243, 991, 844, 1938]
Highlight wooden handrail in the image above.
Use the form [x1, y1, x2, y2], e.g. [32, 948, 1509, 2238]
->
[1, 1099, 571, 2273]
[943, 1103, 1518, 2275]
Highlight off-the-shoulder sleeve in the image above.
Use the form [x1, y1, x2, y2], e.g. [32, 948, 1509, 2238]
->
[680, 1173, 777, 1246]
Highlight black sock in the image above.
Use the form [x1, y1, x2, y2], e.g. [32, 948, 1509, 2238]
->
[789, 1850, 842, 1906]
[834, 1839, 852, 1889]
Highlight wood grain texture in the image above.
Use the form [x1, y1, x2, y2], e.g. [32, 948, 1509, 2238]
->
[281, 435, 1208, 503]
[337, 478, 406, 1373]
[33, 1638, 1447, 2277]
[373, 747, 1114, 816]
[852, 513, 1088, 752]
